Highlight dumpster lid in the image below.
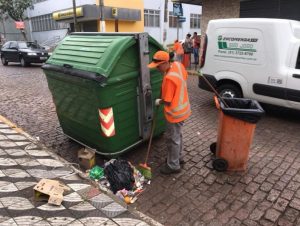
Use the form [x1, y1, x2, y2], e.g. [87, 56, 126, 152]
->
[46, 33, 138, 79]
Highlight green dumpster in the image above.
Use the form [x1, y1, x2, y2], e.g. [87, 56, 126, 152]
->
[42, 32, 165, 156]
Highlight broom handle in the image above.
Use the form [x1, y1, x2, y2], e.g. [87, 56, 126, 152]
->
[200, 73, 230, 108]
[144, 107, 157, 164]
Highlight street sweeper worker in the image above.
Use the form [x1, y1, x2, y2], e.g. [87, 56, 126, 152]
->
[148, 50, 191, 175]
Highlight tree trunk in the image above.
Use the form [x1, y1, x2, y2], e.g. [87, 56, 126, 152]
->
[21, 29, 27, 41]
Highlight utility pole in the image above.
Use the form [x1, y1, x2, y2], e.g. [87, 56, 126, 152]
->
[72, 0, 78, 32]
[163, 0, 168, 47]
[99, 0, 106, 32]
[0, 13, 6, 42]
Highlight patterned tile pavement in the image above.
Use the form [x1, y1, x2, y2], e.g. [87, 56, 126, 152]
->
[0, 117, 161, 226]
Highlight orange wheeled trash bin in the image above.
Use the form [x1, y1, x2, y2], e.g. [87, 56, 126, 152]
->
[210, 97, 264, 171]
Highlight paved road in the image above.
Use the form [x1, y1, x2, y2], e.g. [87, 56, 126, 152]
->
[1, 63, 300, 225]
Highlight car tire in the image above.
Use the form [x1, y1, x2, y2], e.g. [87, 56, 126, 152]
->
[217, 83, 242, 98]
[20, 57, 28, 67]
[1, 56, 8, 66]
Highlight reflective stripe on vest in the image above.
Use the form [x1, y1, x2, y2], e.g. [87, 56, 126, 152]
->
[165, 62, 190, 119]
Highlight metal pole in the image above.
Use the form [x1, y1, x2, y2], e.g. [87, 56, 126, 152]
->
[72, 0, 78, 32]
[163, 0, 168, 47]
[177, 16, 179, 40]
[99, 0, 106, 32]
[115, 18, 119, 32]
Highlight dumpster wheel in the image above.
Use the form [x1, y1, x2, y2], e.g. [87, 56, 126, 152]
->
[210, 142, 217, 155]
[213, 158, 228, 172]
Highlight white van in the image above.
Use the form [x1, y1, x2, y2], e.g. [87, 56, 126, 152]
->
[199, 18, 300, 110]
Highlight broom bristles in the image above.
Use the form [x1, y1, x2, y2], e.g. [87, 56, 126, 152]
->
[138, 163, 152, 179]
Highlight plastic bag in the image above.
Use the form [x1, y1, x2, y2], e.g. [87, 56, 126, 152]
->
[218, 98, 265, 123]
[104, 159, 135, 194]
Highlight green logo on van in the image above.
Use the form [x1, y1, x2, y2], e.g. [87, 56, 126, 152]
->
[217, 36, 257, 52]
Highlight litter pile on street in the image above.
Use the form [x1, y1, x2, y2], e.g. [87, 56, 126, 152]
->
[87, 159, 149, 204]
[78, 147, 150, 205]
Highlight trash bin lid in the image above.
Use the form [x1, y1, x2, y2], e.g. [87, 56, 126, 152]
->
[46, 34, 137, 79]
[219, 98, 265, 123]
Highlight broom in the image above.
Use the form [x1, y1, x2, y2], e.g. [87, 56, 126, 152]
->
[138, 107, 158, 180]
[193, 70, 229, 108]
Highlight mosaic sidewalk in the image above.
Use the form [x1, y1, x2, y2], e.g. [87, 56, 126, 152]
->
[0, 117, 161, 226]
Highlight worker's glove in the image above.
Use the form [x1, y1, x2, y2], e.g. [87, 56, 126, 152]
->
[155, 99, 163, 106]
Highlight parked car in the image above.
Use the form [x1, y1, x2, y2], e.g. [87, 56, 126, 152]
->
[0, 41, 49, 67]
[199, 18, 300, 110]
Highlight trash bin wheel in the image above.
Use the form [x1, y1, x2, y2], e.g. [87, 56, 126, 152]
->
[213, 158, 228, 172]
[210, 142, 217, 155]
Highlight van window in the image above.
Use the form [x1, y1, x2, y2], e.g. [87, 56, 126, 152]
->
[296, 48, 300, 69]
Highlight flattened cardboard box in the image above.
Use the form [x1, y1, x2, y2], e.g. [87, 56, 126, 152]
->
[34, 179, 70, 205]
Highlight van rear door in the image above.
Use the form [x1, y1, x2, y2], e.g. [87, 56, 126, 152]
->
[286, 44, 300, 110]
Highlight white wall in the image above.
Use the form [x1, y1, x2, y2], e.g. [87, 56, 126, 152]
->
[27, 0, 96, 43]
[27, 0, 96, 17]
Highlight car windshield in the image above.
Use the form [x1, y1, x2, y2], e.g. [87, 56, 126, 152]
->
[18, 42, 41, 49]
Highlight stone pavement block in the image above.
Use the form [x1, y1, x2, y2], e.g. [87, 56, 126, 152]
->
[260, 182, 273, 192]
[274, 198, 289, 212]
[227, 218, 241, 226]
[264, 208, 281, 222]
[252, 190, 267, 202]
[245, 182, 260, 194]
[267, 189, 281, 202]
[274, 181, 287, 191]
[250, 208, 264, 221]
[243, 219, 259, 226]
[235, 208, 251, 221]
[289, 198, 300, 211]
[215, 201, 228, 212]
[281, 189, 295, 200]
[277, 217, 294, 226]
[259, 219, 275, 226]
[202, 209, 217, 222]
[257, 201, 272, 211]
[266, 174, 280, 184]
[282, 207, 299, 223]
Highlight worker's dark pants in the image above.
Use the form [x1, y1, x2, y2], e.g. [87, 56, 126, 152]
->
[166, 121, 184, 170]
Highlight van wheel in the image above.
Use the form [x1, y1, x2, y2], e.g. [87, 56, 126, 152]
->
[217, 84, 242, 98]
[1, 56, 8, 66]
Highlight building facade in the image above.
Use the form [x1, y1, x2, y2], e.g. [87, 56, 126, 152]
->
[24, 0, 201, 46]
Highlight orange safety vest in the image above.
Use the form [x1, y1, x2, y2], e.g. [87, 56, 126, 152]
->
[161, 62, 191, 123]
[173, 42, 184, 55]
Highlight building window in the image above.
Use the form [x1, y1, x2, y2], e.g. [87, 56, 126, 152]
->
[190, 13, 201, 29]
[31, 14, 68, 32]
[144, 9, 160, 27]
[169, 12, 182, 28]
